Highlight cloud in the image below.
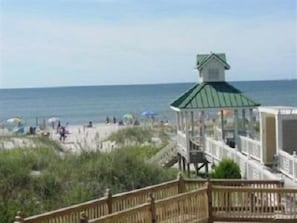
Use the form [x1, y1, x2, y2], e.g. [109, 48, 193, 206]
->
[0, 14, 296, 88]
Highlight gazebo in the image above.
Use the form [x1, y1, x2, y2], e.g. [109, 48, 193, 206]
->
[170, 53, 260, 175]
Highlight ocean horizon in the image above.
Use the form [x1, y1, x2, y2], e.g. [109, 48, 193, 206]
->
[0, 79, 296, 126]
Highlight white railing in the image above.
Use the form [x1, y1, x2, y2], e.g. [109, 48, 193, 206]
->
[205, 137, 280, 181]
[278, 150, 297, 181]
[148, 141, 177, 166]
[239, 135, 262, 162]
[176, 131, 188, 159]
[177, 131, 187, 149]
[189, 135, 202, 147]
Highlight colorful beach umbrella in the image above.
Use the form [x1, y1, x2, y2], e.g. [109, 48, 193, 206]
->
[6, 117, 22, 124]
[123, 113, 134, 120]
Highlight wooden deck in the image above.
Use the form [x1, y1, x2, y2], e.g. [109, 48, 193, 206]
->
[14, 176, 296, 223]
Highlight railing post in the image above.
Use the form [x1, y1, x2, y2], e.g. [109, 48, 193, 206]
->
[177, 172, 185, 193]
[277, 179, 285, 209]
[148, 192, 156, 223]
[80, 211, 88, 223]
[14, 211, 24, 223]
[293, 151, 297, 181]
[206, 179, 213, 223]
[105, 188, 113, 214]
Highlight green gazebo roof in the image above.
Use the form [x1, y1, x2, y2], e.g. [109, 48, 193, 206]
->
[170, 82, 260, 110]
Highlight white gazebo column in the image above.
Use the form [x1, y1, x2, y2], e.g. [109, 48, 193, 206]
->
[184, 111, 190, 161]
[234, 109, 239, 150]
[249, 108, 254, 138]
[275, 113, 283, 155]
[242, 109, 246, 135]
[176, 112, 181, 131]
[201, 111, 205, 146]
[220, 110, 225, 141]
[191, 111, 194, 136]
[180, 111, 185, 133]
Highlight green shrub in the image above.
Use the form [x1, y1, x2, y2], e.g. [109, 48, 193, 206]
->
[211, 158, 241, 179]
[0, 145, 176, 223]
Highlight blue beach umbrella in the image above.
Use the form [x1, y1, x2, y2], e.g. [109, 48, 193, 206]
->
[141, 111, 157, 117]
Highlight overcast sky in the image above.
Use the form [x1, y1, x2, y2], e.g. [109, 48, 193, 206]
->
[0, 0, 296, 88]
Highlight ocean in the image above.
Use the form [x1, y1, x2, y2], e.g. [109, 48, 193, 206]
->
[0, 80, 296, 126]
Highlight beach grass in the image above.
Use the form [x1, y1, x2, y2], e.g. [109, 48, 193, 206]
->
[0, 142, 177, 223]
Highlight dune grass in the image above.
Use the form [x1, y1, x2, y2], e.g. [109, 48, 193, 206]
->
[0, 143, 177, 223]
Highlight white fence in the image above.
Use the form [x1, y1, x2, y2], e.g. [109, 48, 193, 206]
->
[239, 135, 262, 162]
[176, 131, 188, 159]
[148, 141, 177, 166]
[278, 150, 297, 182]
[204, 137, 279, 181]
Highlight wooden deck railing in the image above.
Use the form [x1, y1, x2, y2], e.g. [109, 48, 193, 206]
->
[14, 176, 286, 223]
[211, 186, 297, 222]
[81, 183, 297, 223]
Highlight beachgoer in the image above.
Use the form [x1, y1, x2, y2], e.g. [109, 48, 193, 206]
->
[87, 121, 93, 128]
[113, 116, 117, 124]
[59, 126, 66, 142]
[57, 121, 61, 133]
[106, 116, 110, 124]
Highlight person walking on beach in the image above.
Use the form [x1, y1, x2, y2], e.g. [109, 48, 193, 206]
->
[59, 126, 66, 142]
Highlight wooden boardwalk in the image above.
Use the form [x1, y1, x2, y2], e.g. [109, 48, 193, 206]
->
[14, 176, 297, 223]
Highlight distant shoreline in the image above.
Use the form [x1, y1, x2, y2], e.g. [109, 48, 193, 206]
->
[0, 78, 296, 90]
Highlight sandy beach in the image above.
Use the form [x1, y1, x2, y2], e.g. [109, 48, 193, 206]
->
[49, 123, 123, 153]
[0, 123, 124, 152]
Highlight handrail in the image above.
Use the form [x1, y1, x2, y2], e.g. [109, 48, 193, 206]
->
[239, 135, 262, 161]
[148, 141, 177, 166]
[86, 184, 297, 223]
[16, 177, 285, 223]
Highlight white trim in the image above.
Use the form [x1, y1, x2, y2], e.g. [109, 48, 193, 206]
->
[258, 106, 297, 115]
[171, 106, 258, 113]
[198, 54, 230, 71]
[170, 106, 181, 112]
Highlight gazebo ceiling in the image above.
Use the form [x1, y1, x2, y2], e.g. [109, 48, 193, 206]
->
[170, 81, 260, 110]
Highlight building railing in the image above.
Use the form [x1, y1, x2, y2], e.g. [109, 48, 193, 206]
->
[239, 135, 262, 162]
[14, 176, 285, 223]
[176, 131, 187, 149]
[278, 150, 297, 182]
[204, 137, 280, 181]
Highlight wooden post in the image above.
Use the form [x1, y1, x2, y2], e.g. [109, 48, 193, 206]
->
[148, 192, 156, 223]
[14, 211, 24, 223]
[178, 153, 182, 170]
[206, 179, 213, 223]
[80, 211, 88, 223]
[187, 162, 190, 177]
[177, 172, 185, 193]
[182, 156, 186, 172]
[105, 188, 113, 214]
